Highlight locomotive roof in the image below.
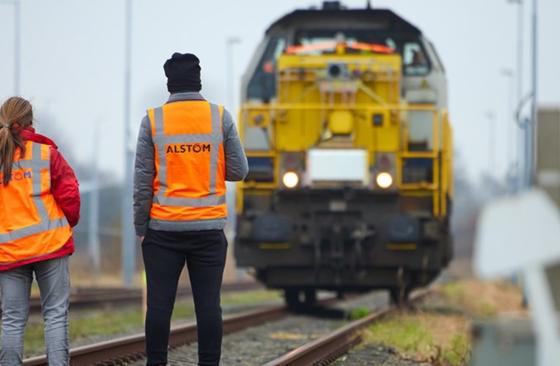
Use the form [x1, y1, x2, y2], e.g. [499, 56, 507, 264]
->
[266, 7, 422, 36]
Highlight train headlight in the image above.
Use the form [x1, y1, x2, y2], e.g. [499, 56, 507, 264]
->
[282, 171, 299, 189]
[376, 172, 393, 189]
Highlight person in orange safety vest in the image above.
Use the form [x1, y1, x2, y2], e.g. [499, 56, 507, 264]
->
[133, 52, 248, 366]
[0, 96, 80, 365]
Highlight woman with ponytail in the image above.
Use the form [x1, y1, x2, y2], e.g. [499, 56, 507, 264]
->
[0, 97, 80, 365]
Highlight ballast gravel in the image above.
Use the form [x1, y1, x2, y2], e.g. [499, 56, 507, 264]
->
[127, 291, 390, 366]
[333, 345, 431, 366]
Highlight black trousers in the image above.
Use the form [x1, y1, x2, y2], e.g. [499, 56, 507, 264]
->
[142, 229, 227, 366]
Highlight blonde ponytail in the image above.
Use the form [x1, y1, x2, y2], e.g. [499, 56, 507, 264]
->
[0, 97, 33, 185]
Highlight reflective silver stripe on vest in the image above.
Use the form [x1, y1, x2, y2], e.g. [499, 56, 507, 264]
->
[153, 134, 215, 145]
[149, 217, 227, 232]
[208, 103, 221, 196]
[31, 144, 49, 223]
[12, 160, 49, 170]
[153, 194, 226, 207]
[154, 107, 167, 194]
[0, 218, 68, 243]
[152, 103, 224, 208]
[0, 143, 69, 243]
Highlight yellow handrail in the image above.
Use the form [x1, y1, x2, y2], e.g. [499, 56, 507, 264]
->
[240, 103, 452, 218]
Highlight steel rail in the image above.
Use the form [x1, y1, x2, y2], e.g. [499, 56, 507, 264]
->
[8, 281, 260, 315]
[263, 291, 430, 366]
[23, 304, 288, 366]
[23, 295, 339, 366]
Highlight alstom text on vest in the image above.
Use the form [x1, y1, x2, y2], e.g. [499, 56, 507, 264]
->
[0, 170, 32, 184]
[166, 143, 211, 154]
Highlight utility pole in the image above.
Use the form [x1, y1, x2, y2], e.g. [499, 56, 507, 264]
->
[528, 0, 538, 186]
[486, 111, 497, 176]
[1, 0, 21, 95]
[507, 0, 537, 190]
[502, 68, 515, 172]
[225, 37, 241, 111]
[513, 0, 524, 191]
[225, 36, 242, 280]
[507, 0, 524, 111]
[121, 0, 135, 287]
[514, 1, 523, 112]
[514, 0, 524, 192]
[13, 0, 20, 95]
[89, 121, 101, 278]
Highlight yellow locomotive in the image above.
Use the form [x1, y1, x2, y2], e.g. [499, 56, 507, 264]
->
[235, 2, 453, 305]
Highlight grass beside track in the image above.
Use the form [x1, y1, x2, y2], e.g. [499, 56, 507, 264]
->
[357, 279, 526, 366]
[364, 311, 470, 365]
[21, 289, 282, 357]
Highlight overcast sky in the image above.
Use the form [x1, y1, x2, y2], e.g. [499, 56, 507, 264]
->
[0, 0, 558, 183]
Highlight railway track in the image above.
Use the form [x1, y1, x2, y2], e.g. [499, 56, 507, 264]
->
[23, 297, 338, 366]
[3, 281, 260, 315]
[22, 291, 428, 365]
[263, 291, 430, 366]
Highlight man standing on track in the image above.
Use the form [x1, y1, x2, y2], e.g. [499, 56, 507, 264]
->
[133, 52, 248, 366]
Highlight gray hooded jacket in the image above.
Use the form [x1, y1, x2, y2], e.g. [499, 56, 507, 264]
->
[133, 92, 248, 236]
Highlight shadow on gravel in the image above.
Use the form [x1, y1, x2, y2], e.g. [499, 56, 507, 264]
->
[290, 305, 347, 319]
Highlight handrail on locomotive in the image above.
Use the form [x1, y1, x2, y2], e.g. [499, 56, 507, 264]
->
[238, 102, 452, 218]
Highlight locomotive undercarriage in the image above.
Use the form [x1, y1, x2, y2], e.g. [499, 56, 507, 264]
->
[235, 188, 452, 305]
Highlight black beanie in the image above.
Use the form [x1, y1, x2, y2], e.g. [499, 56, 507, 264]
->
[164, 52, 202, 93]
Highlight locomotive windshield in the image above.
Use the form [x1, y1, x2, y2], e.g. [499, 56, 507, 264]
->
[247, 29, 430, 101]
[247, 37, 286, 102]
[295, 30, 430, 75]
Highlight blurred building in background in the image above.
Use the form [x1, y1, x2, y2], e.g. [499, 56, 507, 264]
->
[537, 108, 560, 205]
[536, 107, 560, 333]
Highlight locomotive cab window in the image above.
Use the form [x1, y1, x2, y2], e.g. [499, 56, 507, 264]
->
[403, 42, 430, 76]
[247, 37, 286, 102]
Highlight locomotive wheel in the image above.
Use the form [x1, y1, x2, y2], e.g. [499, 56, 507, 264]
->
[443, 233, 454, 267]
[284, 289, 301, 309]
[389, 286, 412, 306]
[304, 289, 317, 306]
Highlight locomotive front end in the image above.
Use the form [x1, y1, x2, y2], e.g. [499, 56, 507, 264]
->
[235, 5, 453, 305]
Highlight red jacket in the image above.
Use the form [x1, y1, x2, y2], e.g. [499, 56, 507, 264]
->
[0, 128, 80, 271]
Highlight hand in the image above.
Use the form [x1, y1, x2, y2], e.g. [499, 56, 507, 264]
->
[137, 236, 145, 244]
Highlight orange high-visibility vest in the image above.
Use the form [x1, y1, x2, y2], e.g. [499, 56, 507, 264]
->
[147, 101, 227, 225]
[0, 141, 72, 265]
